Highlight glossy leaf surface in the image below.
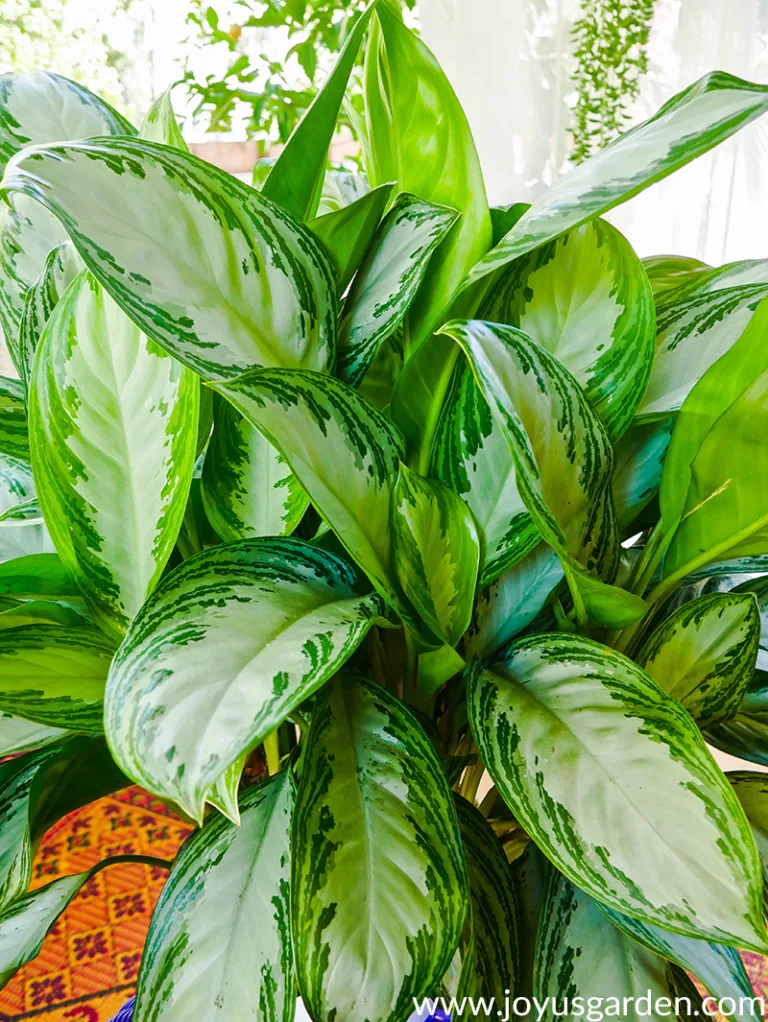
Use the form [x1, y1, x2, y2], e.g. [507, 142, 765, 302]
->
[2, 138, 338, 380]
[468, 632, 766, 950]
[292, 673, 468, 1022]
[136, 771, 294, 1022]
[106, 539, 381, 821]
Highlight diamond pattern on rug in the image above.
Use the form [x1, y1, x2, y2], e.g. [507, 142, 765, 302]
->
[0, 788, 191, 1022]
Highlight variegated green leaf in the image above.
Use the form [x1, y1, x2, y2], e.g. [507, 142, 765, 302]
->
[263, 1, 377, 221]
[430, 359, 531, 586]
[638, 283, 768, 420]
[0, 854, 162, 990]
[706, 578, 768, 765]
[338, 194, 459, 387]
[536, 870, 678, 1022]
[309, 182, 393, 291]
[0, 713, 65, 757]
[440, 914, 478, 1011]
[204, 750, 247, 824]
[478, 217, 655, 440]
[510, 843, 547, 1005]
[706, 702, 768, 770]
[0, 869, 94, 987]
[29, 271, 199, 638]
[672, 555, 768, 585]
[0, 196, 65, 369]
[201, 397, 308, 542]
[0, 737, 125, 911]
[0, 376, 27, 461]
[0, 498, 41, 525]
[1, 138, 338, 380]
[642, 254, 711, 295]
[292, 672, 468, 1022]
[735, 574, 768, 673]
[0, 625, 113, 731]
[212, 369, 415, 621]
[136, 770, 294, 1022]
[0, 392, 36, 553]
[140, 88, 187, 149]
[0, 747, 59, 909]
[364, 3, 491, 346]
[389, 331, 459, 474]
[637, 592, 760, 727]
[17, 242, 79, 390]
[659, 559, 768, 629]
[660, 296, 768, 580]
[357, 324, 404, 410]
[469, 73, 768, 285]
[0, 450, 34, 516]
[391, 464, 478, 647]
[441, 320, 620, 600]
[468, 632, 766, 950]
[0, 72, 133, 360]
[0, 71, 134, 173]
[316, 170, 370, 215]
[455, 795, 519, 1004]
[729, 772, 768, 873]
[597, 900, 760, 1022]
[0, 518, 52, 566]
[612, 418, 674, 530]
[658, 257, 768, 300]
[0, 598, 86, 630]
[464, 543, 562, 661]
[106, 538, 382, 822]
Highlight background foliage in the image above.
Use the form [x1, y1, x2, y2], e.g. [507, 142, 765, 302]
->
[0, 0, 131, 107]
[571, 0, 657, 161]
[182, 0, 416, 142]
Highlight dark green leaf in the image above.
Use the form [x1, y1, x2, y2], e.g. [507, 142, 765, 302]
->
[309, 182, 393, 290]
[263, 1, 377, 221]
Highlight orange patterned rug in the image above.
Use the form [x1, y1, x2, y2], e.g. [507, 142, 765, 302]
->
[2, 790, 768, 1021]
[0, 788, 191, 1022]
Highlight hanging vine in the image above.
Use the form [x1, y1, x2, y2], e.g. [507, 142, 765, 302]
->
[570, 0, 656, 162]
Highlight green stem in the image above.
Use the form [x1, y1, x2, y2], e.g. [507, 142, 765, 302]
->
[562, 561, 589, 631]
[605, 522, 669, 649]
[290, 709, 310, 735]
[627, 520, 669, 597]
[404, 629, 419, 703]
[264, 730, 281, 776]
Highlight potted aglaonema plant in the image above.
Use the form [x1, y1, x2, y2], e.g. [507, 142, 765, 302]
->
[1, 2, 768, 1020]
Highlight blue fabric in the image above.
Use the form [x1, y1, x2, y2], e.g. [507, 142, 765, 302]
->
[107, 995, 453, 1021]
[108, 995, 135, 1022]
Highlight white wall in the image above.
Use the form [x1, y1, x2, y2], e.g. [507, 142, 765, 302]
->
[419, 0, 580, 207]
[419, 0, 768, 264]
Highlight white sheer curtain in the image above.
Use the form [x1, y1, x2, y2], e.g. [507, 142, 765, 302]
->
[420, 0, 768, 263]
